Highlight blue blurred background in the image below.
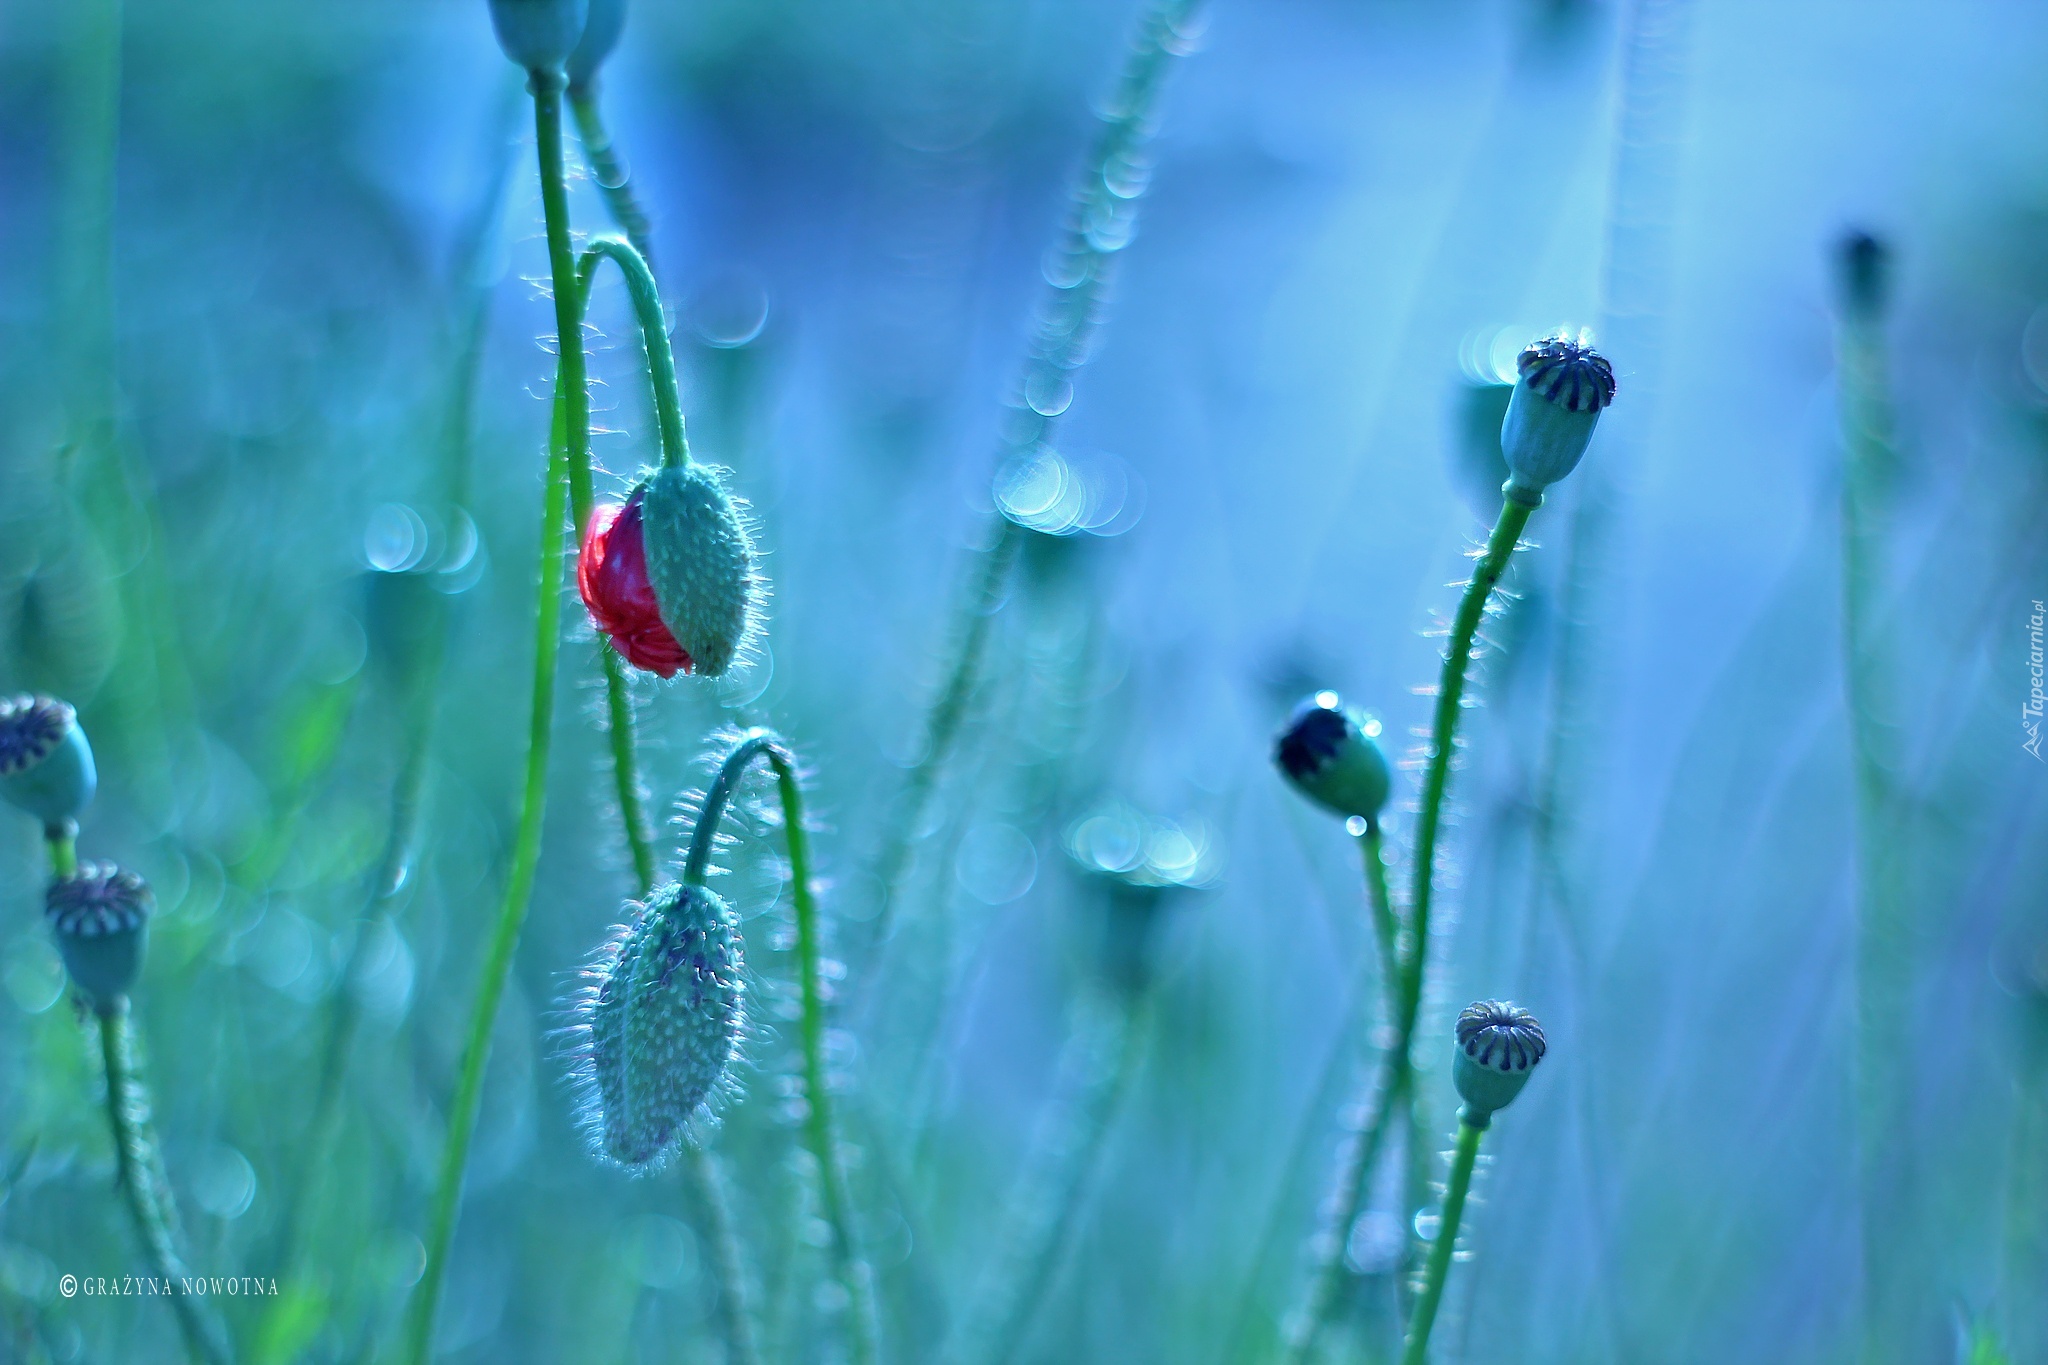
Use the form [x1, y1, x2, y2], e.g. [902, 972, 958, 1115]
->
[2, 1, 2045, 1362]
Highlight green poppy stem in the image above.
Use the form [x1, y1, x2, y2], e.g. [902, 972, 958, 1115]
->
[684, 732, 882, 1365]
[1286, 498, 1531, 1360]
[1399, 1113, 1487, 1365]
[97, 1007, 232, 1365]
[569, 90, 657, 276]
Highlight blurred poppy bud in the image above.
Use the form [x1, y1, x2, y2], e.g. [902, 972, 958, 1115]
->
[0, 695, 97, 833]
[47, 862, 151, 1014]
[487, 0, 590, 72]
[1274, 692, 1391, 825]
[567, 0, 626, 92]
[637, 463, 761, 678]
[1452, 1000, 1546, 1123]
[571, 882, 746, 1169]
[579, 487, 692, 678]
[1500, 334, 1615, 507]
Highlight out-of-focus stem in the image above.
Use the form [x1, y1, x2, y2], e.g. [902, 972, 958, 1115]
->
[871, 0, 1206, 935]
[570, 89, 657, 277]
[1398, 1114, 1486, 1365]
[954, 995, 1150, 1365]
[97, 1008, 232, 1365]
[684, 733, 882, 1365]
[1837, 233, 1908, 1365]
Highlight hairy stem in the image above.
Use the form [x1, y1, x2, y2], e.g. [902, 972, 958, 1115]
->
[1286, 498, 1531, 1358]
[684, 732, 882, 1365]
[575, 237, 689, 472]
[98, 1008, 231, 1365]
[1399, 1114, 1486, 1365]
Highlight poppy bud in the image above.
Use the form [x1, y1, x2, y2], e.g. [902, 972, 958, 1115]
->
[571, 883, 746, 1170]
[0, 695, 98, 833]
[578, 487, 692, 678]
[1499, 334, 1615, 507]
[638, 463, 761, 679]
[567, 0, 626, 92]
[1452, 999, 1546, 1123]
[1273, 692, 1390, 824]
[47, 862, 151, 1014]
[487, 0, 590, 72]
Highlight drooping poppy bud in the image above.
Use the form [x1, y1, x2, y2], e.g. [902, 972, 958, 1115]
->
[570, 882, 746, 1170]
[47, 862, 151, 1014]
[567, 0, 626, 92]
[1499, 334, 1615, 507]
[1452, 999, 1546, 1123]
[0, 695, 98, 833]
[1273, 692, 1391, 825]
[487, 0, 590, 72]
[578, 488, 693, 678]
[637, 463, 761, 678]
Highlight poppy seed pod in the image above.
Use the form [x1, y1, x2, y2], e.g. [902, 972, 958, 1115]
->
[567, 0, 626, 91]
[637, 463, 761, 679]
[573, 883, 746, 1170]
[0, 695, 97, 832]
[47, 863, 151, 1013]
[1274, 693, 1391, 824]
[1452, 1000, 1546, 1123]
[1499, 334, 1615, 507]
[487, 0, 590, 71]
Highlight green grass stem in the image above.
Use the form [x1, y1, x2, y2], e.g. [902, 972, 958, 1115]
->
[1398, 1113, 1485, 1365]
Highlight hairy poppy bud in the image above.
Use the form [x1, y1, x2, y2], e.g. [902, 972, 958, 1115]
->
[638, 464, 761, 679]
[567, 0, 626, 91]
[579, 488, 692, 678]
[571, 883, 746, 1170]
[1274, 692, 1390, 824]
[1500, 334, 1615, 507]
[1, 695, 97, 832]
[487, 0, 590, 72]
[1452, 1000, 1546, 1122]
[47, 862, 151, 1013]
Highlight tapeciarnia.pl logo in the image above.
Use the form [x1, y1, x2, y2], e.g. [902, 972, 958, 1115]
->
[2026, 598, 2045, 761]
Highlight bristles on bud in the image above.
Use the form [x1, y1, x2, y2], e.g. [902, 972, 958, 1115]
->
[639, 464, 766, 679]
[566, 883, 747, 1170]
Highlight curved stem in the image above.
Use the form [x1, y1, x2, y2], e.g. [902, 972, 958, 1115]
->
[98, 1008, 232, 1365]
[1400, 1114, 1486, 1365]
[576, 237, 689, 471]
[404, 397, 572, 1365]
[684, 731, 882, 1365]
[570, 89, 658, 277]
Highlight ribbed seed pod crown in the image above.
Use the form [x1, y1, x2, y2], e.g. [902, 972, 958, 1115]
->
[1452, 999, 1547, 1122]
[0, 695, 98, 830]
[47, 863, 151, 1013]
[1500, 334, 1615, 507]
[577, 882, 746, 1170]
[638, 464, 761, 678]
